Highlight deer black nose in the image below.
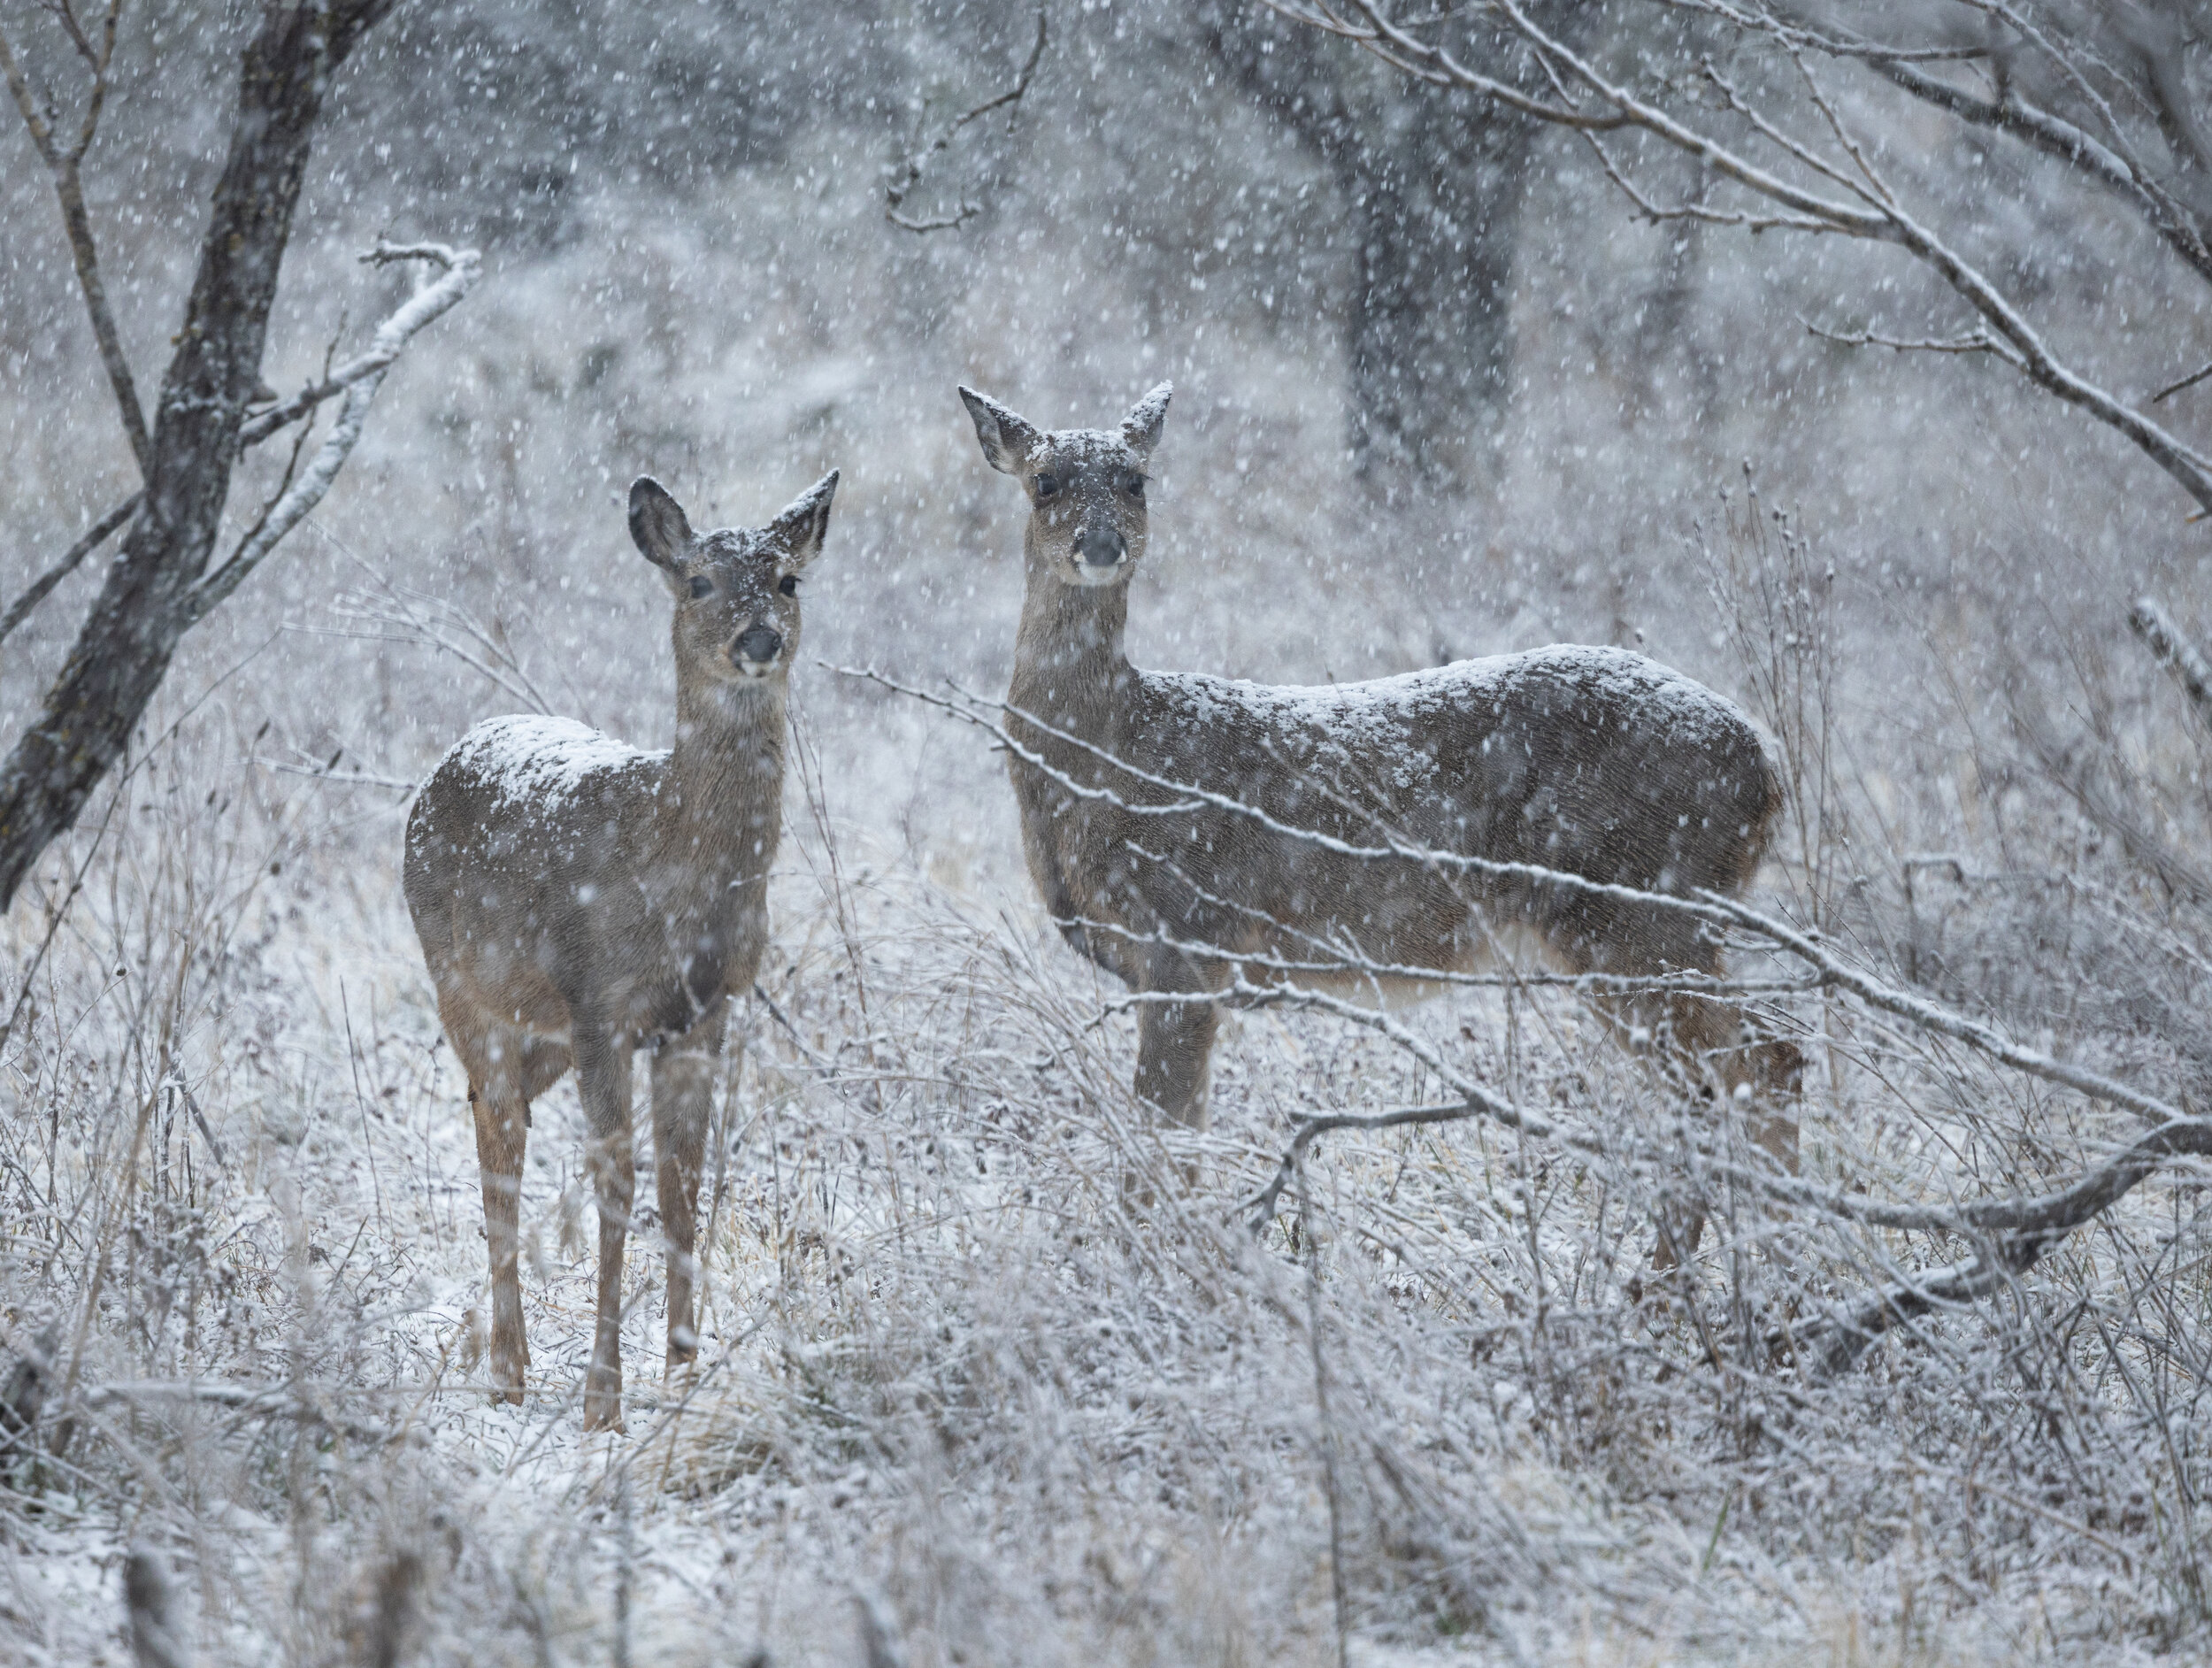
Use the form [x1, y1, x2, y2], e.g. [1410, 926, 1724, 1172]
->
[1076, 525, 1125, 568]
[733, 625, 782, 665]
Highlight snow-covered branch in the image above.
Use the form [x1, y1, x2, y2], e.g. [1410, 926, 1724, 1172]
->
[1263, 0, 2212, 518]
[189, 242, 480, 624]
[2129, 596, 2212, 722]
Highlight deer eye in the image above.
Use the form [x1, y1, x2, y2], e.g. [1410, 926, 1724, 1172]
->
[1034, 473, 1060, 499]
[687, 575, 714, 598]
[778, 573, 799, 596]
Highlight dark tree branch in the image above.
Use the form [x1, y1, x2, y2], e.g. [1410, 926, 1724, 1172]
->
[2153, 357, 2212, 403]
[0, 493, 140, 649]
[0, 1, 152, 475]
[1246, 1103, 1478, 1226]
[1805, 1111, 2212, 1380]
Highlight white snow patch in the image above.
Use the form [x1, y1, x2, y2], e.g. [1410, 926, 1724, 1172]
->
[440, 713, 663, 811]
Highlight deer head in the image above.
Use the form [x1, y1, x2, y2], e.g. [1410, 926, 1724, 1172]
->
[628, 471, 839, 683]
[959, 383, 1170, 588]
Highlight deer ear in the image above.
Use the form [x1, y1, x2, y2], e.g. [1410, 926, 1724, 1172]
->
[628, 477, 693, 573]
[959, 386, 1041, 476]
[1120, 382, 1171, 457]
[768, 469, 839, 570]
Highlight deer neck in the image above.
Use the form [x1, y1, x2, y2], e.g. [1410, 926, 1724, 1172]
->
[1010, 542, 1136, 745]
[655, 677, 787, 897]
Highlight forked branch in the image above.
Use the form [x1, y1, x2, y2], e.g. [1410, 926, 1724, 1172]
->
[0, 493, 141, 649]
[886, 6, 1048, 233]
[4, 244, 476, 648]
[190, 242, 480, 623]
[0, 1, 151, 474]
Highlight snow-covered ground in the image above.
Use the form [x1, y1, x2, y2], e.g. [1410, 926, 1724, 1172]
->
[5, 7, 2212, 1661]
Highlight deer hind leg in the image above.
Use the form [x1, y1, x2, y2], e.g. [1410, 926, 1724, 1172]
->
[574, 1022, 636, 1434]
[1667, 996, 1806, 1179]
[467, 1065, 531, 1406]
[650, 1002, 725, 1377]
[1586, 988, 1715, 1272]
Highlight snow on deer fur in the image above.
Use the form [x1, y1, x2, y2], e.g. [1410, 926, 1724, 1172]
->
[961, 382, 1801, 1215]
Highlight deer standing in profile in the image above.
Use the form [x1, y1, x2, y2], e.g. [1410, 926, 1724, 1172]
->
[404, 471, 837, 1430]
[958, 384, 1799, 1225]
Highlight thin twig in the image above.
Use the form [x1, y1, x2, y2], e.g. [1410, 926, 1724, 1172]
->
[1802, 319, 2016, 360]
[78, 1379, 396, 1445]
[885, 7, 1048, 233]
[0, 4, 151, 474]
[1295, 1144, 1352, 1668]
[2152, 360, 2212, 404]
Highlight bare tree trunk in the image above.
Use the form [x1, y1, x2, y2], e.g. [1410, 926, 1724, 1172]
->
[0, 0, 396, 910]
[1198, 4, 1589, 497]
[1329, 92, 1529, 496]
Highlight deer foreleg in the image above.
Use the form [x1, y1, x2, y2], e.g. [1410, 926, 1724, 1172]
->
[1646, 999, 1805, 1272]
[575, 1025, 635, 1434]
[1740, 1032, 1806, 1175]
[650, 1002, 724, 1374]
[1133, 950, 1219, 1133]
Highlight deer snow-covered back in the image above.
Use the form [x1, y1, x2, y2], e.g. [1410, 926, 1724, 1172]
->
[403, 470, 837, 1431]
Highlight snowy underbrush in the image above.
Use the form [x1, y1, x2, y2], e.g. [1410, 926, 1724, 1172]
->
[1, 503, 2210, 1664]
[0, 721, 2208, 1666]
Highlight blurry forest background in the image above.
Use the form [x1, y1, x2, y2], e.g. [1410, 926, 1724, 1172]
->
[4, 2, 2212, 1664]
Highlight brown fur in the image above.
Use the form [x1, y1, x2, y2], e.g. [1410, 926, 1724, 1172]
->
[403, 471, 836, 1429]
[960, 384, 1800, 1212]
